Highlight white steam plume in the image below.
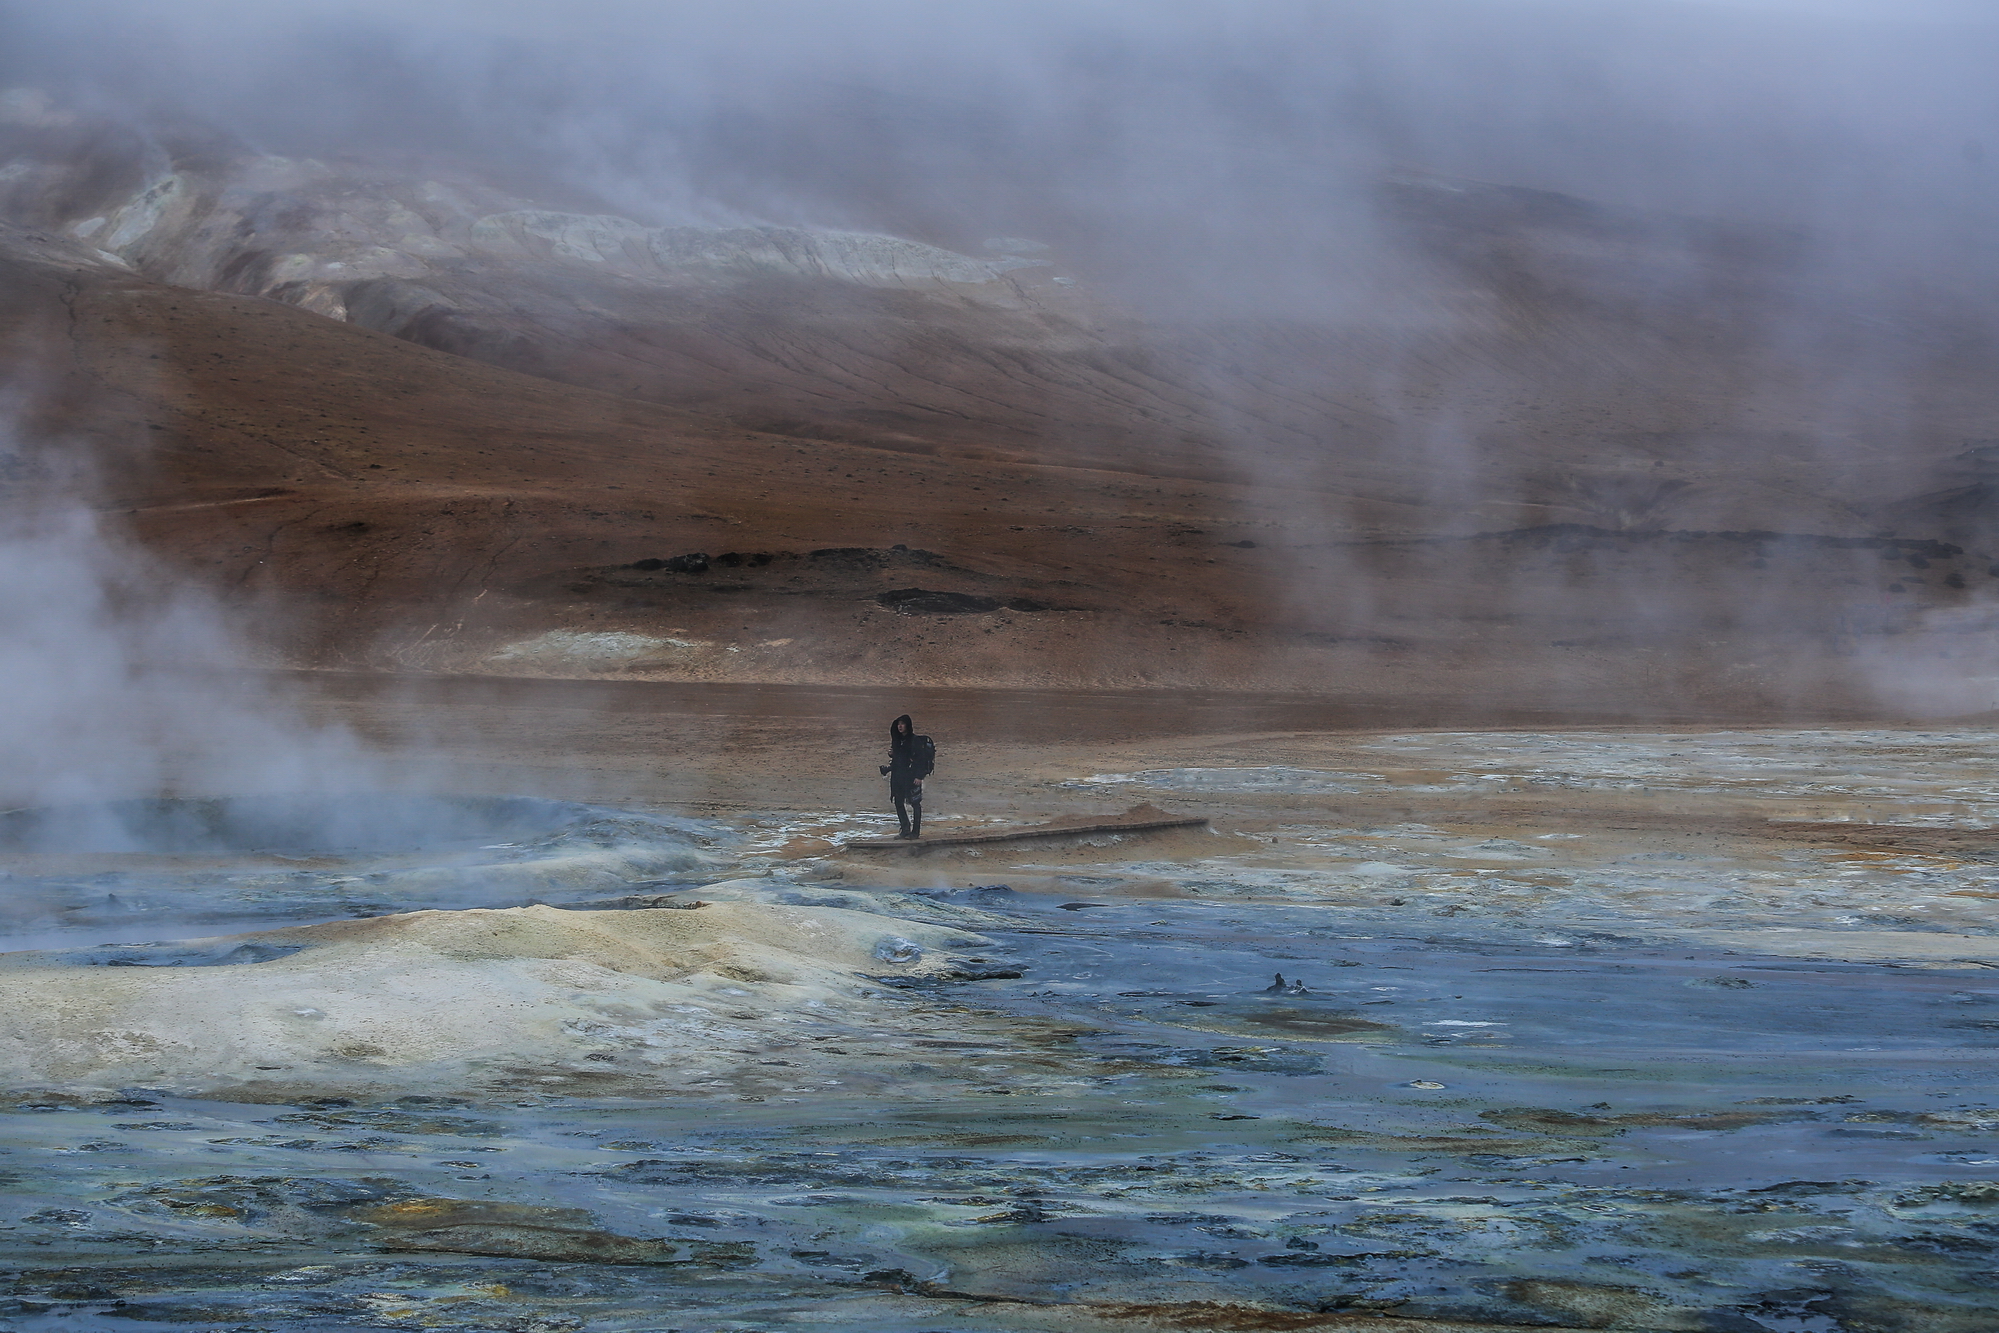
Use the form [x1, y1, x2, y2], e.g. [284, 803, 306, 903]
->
[0, 436, 386, 832]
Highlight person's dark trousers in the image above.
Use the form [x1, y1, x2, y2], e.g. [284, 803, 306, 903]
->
[891, 779, 922, 837]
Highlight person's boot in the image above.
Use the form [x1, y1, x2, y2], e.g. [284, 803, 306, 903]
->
[910, 807, 922, 838]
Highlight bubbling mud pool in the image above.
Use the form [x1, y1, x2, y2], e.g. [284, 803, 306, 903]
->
[2, 732, 1997, 1332]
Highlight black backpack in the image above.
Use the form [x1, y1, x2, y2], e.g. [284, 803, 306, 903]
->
[913, 734, 936, 779]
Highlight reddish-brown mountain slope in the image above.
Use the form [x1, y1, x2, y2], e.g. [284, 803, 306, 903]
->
[5, 112, 1999, 710]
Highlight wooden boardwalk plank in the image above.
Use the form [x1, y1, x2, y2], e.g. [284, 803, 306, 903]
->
[844, 811, 1207, 851]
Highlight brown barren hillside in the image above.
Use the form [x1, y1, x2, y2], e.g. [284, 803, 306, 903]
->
[5, 120, 1999, 710]
[0, 219, 1316, 692]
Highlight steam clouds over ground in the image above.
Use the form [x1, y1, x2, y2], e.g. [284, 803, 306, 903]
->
[0, 476, 386, 815]
[7, 0, 1999, 305]
[7, 0, 1999, 713]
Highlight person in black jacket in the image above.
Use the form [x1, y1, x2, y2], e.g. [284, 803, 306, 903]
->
[882, 713, 924, 838]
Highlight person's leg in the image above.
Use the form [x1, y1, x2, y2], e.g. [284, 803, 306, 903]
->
[909, 781, 922, 837]
[892, 788, 912, 837]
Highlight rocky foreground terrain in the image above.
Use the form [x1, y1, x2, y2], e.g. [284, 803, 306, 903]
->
[6, 93, 1999, 709]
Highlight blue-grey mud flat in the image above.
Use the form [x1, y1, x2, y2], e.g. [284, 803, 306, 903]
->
[0, 681, 1993, 1331]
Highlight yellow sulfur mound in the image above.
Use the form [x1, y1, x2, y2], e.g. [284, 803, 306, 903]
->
[0, 902, 984, 1100]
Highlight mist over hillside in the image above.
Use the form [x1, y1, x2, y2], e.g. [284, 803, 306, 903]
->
[3, 0, 1999, 708]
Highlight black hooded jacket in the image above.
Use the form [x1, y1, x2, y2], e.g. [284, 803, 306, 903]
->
[887, 714, 921, 788]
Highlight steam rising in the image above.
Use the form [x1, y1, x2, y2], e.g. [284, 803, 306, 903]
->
[4, 0, 1999, 709]
[0, 455, 380, 833]
[9, 1, 1996, 270]
[11, 0, 1994, 434]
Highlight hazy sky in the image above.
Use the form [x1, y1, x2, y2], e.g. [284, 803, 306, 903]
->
[7, 0, 1999, 299]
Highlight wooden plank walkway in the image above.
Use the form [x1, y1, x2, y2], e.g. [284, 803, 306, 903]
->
[844, 809, 1207, 851]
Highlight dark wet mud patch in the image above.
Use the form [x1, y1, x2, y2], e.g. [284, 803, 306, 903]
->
[1110, 995, 1401, 1044]
[376, 1223, 756, 1265]
[262, 1106, 504, 1138]
[1478, 1107, 1811, 1138]
[1231, 1007, 1399, 1041]
[1081, 1302, 1589, 1331]
[1496, 1278, 1691, 1332]
[878, 587, 1051, 615]
[0, 797, 726, 952]
[1286, 1126, 1607, 1158]
[110, 1173, 415, 1228]
[359, 1198, 757, 1267]
[1894, 1179, 1999, 1208]
[0, 794, 621, 857]
[0, 938, 308, 968]
[1076, 1037, 1328, 1076]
